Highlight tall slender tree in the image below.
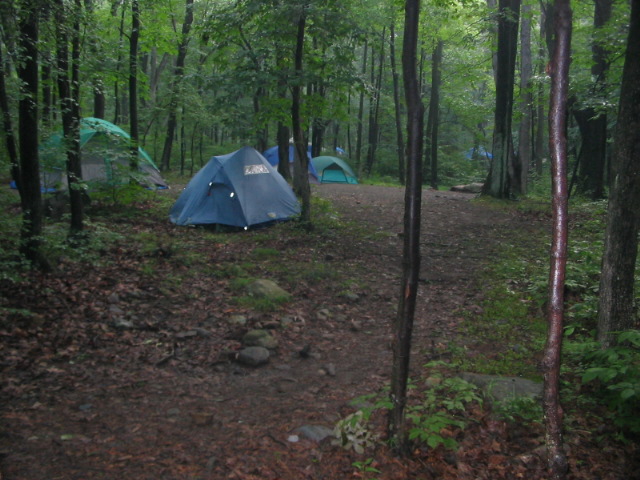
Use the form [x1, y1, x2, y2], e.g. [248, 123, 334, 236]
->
[596, 0, 640, 347]
[160, 0, 194, 171]
[542, 0, 572, 475]
[16, 0, 51, 271]
[389, 21, 405, 185]
[517, 2, 533, 193]
[425, 40, 443, 190]
[389, 0, 424, 454]
[129, 0, 140, 166]
[54, 0, 84, 237]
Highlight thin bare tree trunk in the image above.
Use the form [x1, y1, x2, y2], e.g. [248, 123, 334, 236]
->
[389, 0, 424, 455]
[542, 0, 571, 476]
[129, 0, 140, 168]
[389, 22, 405, 185]
[425, 40, 443, 190]
[355, 40, 368, 171]
[160, 0, 194, 171]
[518, 3, 533, 193]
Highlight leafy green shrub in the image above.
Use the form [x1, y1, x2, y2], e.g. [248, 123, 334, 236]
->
[580, 330, 640, 434]
[406, 375, 482, 449]
[493, 396, 543, 425]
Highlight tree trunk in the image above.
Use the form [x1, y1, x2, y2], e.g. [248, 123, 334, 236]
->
[596, 0, 640, 347]
[291, 5, 311, 225]
[113, 4, 126, 125]
[17, 0, 51, 272]
[425, 40, 443, 190]
[71, 0, 83, 234]
[276, 124, 291, 181]
[275, 47, 291, 180]
[542, 0, 572, 476]
[535, 8, 547, 178]
[518, 3, 533, 194]
[572, 0, 612, 200]
[93, 78, 106, 119]
[0, 44, 20, 195]
[129, 0, 140, 168]
[40, 3, 53, 128]
[389, 0, 424, 455]
[389, 22, 405, 185]
[355, 40, 368, 171]
[483, 0, 521, 198]
[160, 0, 194, 171]
[365, 28, 385, 176]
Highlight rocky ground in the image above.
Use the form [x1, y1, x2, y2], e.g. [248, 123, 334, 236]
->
[0, 183, 637, 479]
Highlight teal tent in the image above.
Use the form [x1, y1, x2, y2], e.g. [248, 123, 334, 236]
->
[38, 117, 167, 190]
[311, 156, 358, 184]
[170, 146, 300, 228]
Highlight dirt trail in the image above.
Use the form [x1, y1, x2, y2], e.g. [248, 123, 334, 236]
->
[1, 184, 540, 479]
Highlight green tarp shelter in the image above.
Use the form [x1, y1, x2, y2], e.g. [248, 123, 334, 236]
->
[311, 156, 358, 184]
[38, 117, 167, 191]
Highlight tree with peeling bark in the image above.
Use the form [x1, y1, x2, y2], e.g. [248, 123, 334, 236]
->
[542, 0, 571, 476]
[596, 0, 640, 348]
[389, 0, 424, 455]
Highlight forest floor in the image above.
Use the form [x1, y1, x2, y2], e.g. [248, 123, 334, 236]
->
[0, 183, 638, 479]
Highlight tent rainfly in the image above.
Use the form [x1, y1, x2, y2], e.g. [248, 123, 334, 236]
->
[35, 117, 167, 191]
[169, 146, 300, 228]
[311, 156, 359, 184]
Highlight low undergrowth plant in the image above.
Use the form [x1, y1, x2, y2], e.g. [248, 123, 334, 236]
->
[335, 366, 482, 453]
[577, 330, 640, 435]
[406, 369, 483, 449]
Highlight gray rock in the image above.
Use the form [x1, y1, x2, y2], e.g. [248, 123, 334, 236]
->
[176, 330, 198, 339]
[342, 292, 360, 302]
[112, 318, 134, 329]
[294, 425, 334, 443]
[323, 363, 336, 376]
[242, 329, 278, 349]
[237, 346, 270, 367]
[227, 314, 248, 326]
[460, 372, 542, 403]
[109, 305, 125, 315]
[246, 279, 291, 299]
[316, 308, 332, 321]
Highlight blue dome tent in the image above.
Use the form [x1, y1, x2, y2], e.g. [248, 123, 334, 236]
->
[170, 146, 300, 229]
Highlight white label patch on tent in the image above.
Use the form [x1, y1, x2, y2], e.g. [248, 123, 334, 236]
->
[244, 164, 269, 175]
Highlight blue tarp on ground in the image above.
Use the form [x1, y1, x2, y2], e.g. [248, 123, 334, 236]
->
[170, 146, 300, 228]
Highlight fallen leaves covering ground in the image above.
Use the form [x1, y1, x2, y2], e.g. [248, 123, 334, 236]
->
[0, 184, 638, 479]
